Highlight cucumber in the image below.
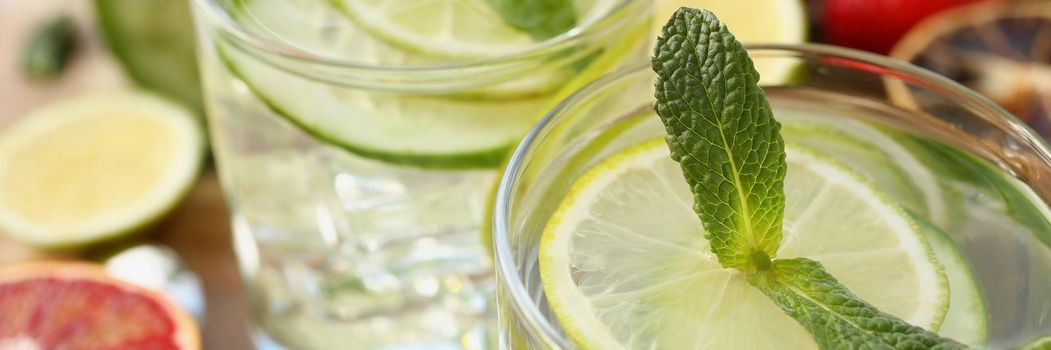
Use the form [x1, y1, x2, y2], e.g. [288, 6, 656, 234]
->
[95, 0, 202, 115]
[217, 44, 539, 169]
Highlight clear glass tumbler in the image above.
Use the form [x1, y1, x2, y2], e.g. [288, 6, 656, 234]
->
[190, 0, 651, 348]
[494, 45, 1051, 349]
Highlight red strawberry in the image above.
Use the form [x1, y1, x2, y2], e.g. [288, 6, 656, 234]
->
[823, 0, 984, 54]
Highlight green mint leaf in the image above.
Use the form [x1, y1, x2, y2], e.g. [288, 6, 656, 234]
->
[485, 0, 577, 40]
[749, 258, 967, 350]
[21, 15, 77, 81]
[651, 7, 786, 270]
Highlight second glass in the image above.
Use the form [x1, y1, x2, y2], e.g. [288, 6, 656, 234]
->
[191, 0, 651, 348]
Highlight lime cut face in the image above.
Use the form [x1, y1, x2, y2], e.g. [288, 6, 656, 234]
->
[0, 92, 203, 248]
[540, 139, 948, 349]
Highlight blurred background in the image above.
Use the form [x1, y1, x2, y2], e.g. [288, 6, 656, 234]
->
[0, 0, 1048, 349]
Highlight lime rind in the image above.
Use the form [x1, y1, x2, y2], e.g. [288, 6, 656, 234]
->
[0, 91, 204, 249]
[909, 213, 990, 346]
[1022, 335, 1051, 350]
[540, 138, 948, 349]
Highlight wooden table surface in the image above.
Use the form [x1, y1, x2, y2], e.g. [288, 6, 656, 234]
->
[1, 1, 253, 349]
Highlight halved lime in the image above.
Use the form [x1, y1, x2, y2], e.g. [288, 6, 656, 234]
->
[0, 91, 204, 248]
[95, 0, 202, 114]
[655, 0, 807, 84]
[540, 139, 948, 349]
[332, 0, 616, 59]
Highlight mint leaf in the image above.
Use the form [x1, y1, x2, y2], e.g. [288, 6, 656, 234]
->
[486, 0, 577, 40]
[749, 258, 967, 350]
[652, 7, 967, 349]
[651, 8, 786, 270]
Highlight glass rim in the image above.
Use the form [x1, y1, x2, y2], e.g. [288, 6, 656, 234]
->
[191, 0, 639, 73]
[492, 42, 1051, 346]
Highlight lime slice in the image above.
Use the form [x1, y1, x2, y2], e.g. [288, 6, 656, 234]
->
[911, 213, 989, 346]
[95, 0, 202, 114]
[781, 118, 960, 229]
[540, 139, 947, 349]
[0, 92, 204, 248]
[1022, 335, 1051, 350]
[332, 0, 615, 59]
[655, 0, 807, 84]
[232, 0, 583, 99]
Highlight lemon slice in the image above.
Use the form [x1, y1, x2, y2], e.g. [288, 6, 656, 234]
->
[333, 0, 616, 59]
[655, 0, 807, 84]
[0, 91, 203, 248]
[540, 139, 947, 349]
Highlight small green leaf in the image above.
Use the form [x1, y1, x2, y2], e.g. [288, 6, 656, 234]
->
[651, 8, 786, 270]
[485, 0, 577, 40]
[749, 258, 966, 350]
[21, 16, 77, 81]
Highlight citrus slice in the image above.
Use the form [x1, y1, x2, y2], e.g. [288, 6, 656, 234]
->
[1022, 335, 1051, 350]
[540, 139, 948, 349]
[230, 0, 582, 99]
[889, 1, 1051, 137]
[95, 0, 202, 114]
[332, 0, 615, 59]
[780, 117, 958, 227]
[655, 0, 807, 84]
[0, 91, 203, 248]
[911, 213, 989, 346]
[0, 262, 199, 349]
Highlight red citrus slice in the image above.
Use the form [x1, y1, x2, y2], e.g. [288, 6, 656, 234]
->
[0, 262, 199, 350]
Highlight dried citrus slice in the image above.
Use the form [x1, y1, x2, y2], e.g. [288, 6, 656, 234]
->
[891, 1, 1051, 137]
[0, 262, 199, 349]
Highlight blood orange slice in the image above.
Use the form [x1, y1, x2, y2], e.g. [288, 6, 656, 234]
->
[0, 262, 199, 349]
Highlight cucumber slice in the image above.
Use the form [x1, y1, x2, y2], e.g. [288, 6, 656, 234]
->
[217, 45, 540, 169]
[95, 0, 202, 114]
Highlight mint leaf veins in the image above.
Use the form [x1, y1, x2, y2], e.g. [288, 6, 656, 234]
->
[652, 7, 965, 349]
[652, 7, 786, 271]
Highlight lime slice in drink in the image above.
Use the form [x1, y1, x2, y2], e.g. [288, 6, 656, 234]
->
[911, 213, 989, 346]
[1022, 335, 1051, 350]
[655, 0, 807, 84]
[0, 92, 203, 248]
[332, 0, 616, 59]
[95, 0, 202, 114]
[781, 118, 962, 229]
[540, 139, 948, 349]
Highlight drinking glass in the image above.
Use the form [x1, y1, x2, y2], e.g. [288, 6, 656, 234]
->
[494, 44, 1051, 349]
[190, 0, 651, 348]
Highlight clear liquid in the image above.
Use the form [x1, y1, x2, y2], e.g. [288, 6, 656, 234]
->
[192, 0, 645, 348]
[516, 90, 1051, 349]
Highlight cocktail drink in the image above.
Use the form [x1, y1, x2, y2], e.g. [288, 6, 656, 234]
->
[189, 0, 649, 348]
[494, 11, 1051, 349]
